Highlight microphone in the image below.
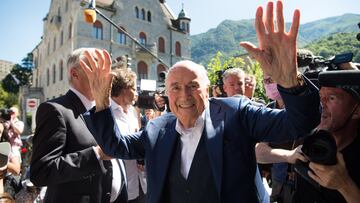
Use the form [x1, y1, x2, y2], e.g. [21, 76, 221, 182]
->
[84, 0, 96, 24]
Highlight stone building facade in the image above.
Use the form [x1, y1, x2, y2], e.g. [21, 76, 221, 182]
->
[31, 0, 191, 101]
[0, 59, 14, 81]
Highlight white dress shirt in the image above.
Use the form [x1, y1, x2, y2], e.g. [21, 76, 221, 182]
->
[111, 99, 147, 200]
[175, 112, 205, 179]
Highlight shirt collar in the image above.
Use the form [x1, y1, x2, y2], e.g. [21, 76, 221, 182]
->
[69, 87, 95, 111]
[175, 110, 206, 137]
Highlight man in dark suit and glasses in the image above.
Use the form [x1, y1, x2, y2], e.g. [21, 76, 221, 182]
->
[81, 1, 320, 202]
[30, 48, 127, 203]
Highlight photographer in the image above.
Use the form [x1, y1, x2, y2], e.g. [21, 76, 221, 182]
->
[293, 69, 360, 203]
[0, 121, 21, 201]
[256, 68, 360, 203]
[2, 107, 24, 150]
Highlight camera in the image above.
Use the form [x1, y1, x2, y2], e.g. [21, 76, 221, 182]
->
[300, 52, 354, 86]
[135, 79, 169, 111]
[294, 129, 337, 188]
[0, 108, 14, 121]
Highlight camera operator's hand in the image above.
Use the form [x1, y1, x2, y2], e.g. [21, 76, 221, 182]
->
[240, 1, 301, 88]
[154, 94, 166, 111]
[80, 49, 115, 112]
[308, 152, 360, 203]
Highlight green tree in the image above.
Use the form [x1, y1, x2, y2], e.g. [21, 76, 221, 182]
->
[2, 63, 32, 94]
[0, 84, 18, 108]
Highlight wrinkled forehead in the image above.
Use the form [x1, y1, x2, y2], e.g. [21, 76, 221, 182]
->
[320, 86, 355, 101]
[166, 63, 209, 86]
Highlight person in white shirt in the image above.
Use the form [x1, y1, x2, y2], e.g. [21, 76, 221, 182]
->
[111, 68, 147, 203]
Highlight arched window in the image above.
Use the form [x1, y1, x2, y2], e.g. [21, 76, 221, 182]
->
[117, 27, 126, 45]
[186, 23, 190, 33]
[158, 37, 165, 53]
[47, 42, 50, 56]
[181, 22, 186, 31]
[139, 32, 147, 45]
[175, 41, 181, 57]
[147, 11, 151, 22]
[47, 68, 50, 86]
[157, 64, 166, 81]
[60, 30, 64, 45]
[68, 22, 72, 39]
[141, 9, 145, 20]
[53, 64, 56, 84]
[135, 7, 139, 18]
[92, 20, 103, 40]
[59, 60, 64, 81]
[137, 61, 148, 79]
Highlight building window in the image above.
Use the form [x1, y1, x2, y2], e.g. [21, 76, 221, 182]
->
[53, 37, 56, 52]
[175, 41, 181, 57]
[47, 68, 50, 86]
[181, 22, 186, 31]
[186, 23, 190, 32]
[139, 32, 146, 45]
[158, 37, 165, 53]
[68, 22, 72, 39]
[135, 7, 139, 18]
[141, 9, 145, 20]
[147, 11, 151, 22]
[92, 21, 103, 40]
[53, 64, 56, 84]
[117, 27, 126, 45]
[59, 60, 63, 81]
[65, 0, 68, 12]
[47, 42, 50, 56]
[137, 61, 148, 79]
[60, 30, 64, 45]
[157, 64, 166, 81]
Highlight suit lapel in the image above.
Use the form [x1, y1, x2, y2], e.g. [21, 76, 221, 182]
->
[154, 120, 178, 196]
[205, 104, 224, 197]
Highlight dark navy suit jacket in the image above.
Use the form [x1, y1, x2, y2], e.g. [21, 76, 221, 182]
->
[85, 89, 320, 203]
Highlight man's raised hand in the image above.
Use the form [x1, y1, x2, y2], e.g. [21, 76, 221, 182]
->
[240, 1, 300, 88]
[80, 49, 114, 111]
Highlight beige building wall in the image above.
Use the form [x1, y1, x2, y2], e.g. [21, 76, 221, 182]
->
[32, 0, 191, 101]
[0, 59, 14, 81]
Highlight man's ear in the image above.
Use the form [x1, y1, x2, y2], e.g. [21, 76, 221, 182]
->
[70, 68, 79, 80]
[352, 103, 360, 119]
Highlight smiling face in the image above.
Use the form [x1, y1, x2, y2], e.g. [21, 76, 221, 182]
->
[318, 87, 359, 132]
[165, 61, 209, 128]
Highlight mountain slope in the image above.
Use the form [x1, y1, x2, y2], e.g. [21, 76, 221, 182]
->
[191, 13, 360, 64]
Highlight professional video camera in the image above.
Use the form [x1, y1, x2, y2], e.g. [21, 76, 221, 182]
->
[299, 52, 354, 85]
[0, 108, 14, 121]
[135, 74, 169, 111]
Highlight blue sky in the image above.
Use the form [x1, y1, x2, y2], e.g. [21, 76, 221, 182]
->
[0, 0, 359, 64]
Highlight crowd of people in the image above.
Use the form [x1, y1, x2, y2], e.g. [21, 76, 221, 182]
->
[0, 1, 359, 203]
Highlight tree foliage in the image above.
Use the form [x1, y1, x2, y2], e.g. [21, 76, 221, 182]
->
[305, 32, 360, 62]
[0, 84, 18, 108]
